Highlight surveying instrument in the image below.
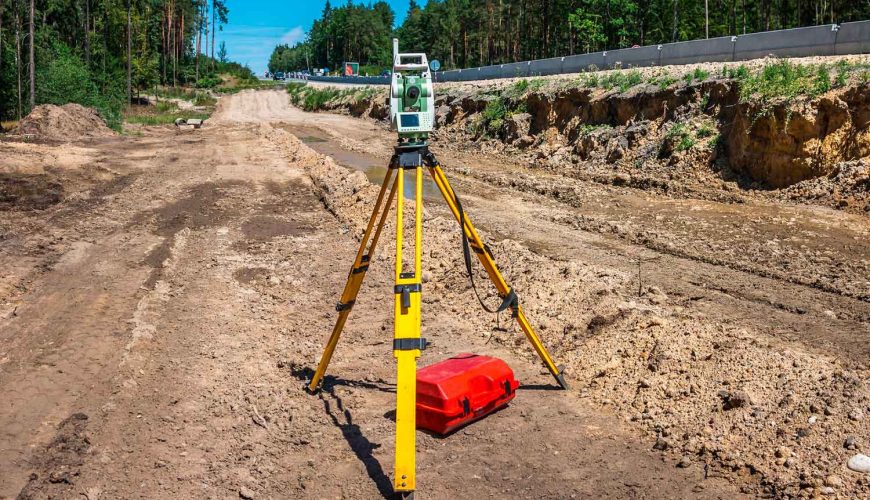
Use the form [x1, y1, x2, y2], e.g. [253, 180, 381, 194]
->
[307, 39, 569, 498]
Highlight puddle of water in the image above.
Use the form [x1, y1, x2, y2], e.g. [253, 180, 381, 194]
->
[281, 124, 439, 200]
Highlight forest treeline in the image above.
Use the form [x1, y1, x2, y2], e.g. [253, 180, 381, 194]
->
[0, 0, 252, 127]
[269, 0, 870, 74]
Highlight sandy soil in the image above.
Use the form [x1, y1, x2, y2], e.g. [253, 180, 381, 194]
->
[0, 90, 867, 499]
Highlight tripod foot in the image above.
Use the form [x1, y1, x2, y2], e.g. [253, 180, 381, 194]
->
[555, 373, 570, 390]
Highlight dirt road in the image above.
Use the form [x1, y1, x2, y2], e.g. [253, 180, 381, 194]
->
[0, 91, 746, 499]
[0, 90, 866, 499]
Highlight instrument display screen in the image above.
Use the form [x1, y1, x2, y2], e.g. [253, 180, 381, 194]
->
[400, 114, 420, 128]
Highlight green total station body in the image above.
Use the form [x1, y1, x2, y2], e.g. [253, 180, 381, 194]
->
[390, 38, 436, 143]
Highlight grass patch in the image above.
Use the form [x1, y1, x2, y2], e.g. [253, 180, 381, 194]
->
[194, 93, 217, 106]
[578, 123, 613, 136]
[683, 67, 711, 85]
[665, 123, 696, 152]
[475, 96, 508, 136]
[124, 102, 212, 126]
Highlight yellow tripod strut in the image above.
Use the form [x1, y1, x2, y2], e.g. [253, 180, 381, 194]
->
[307, 167, 398, 393]
[392, 166, 424, 493]
[427, 165, 568, 390]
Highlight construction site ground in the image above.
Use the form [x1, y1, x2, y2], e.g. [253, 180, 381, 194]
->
[1, 89, 867, 499]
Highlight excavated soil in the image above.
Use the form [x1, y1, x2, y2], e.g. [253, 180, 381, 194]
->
[14, 103, 115, 141]
[0, 90, 868, 500]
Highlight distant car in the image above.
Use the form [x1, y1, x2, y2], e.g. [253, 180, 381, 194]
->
[381, 70, 392, 78]
[274, 71, 285, 80]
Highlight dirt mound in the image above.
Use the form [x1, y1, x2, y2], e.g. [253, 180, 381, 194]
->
[16, 103, 115, 140]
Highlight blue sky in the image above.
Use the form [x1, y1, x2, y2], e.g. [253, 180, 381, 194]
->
[219, 0, 410, 75]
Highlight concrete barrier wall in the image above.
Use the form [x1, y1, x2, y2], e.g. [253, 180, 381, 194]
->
[604, 46, 661, 68]
[529, 57, 564, 76]
[562, 53, 605, 72]
[659, 36, 736, 65]
[303, 22, 868, 85]
[734, 24, 838, 60]
[835, 21, 870, 55]
[500, 62, 530, 78]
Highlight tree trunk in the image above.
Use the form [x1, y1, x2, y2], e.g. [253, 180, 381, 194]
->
[85, 0, 90, 67]
[161, 3, 166, 84]
[16, 9, 22, 119]
[195, 2, 201, 82]
[672, 0, 679, 42]
[211, 0, 215, 70]
[202, 2, 208, 73]
[704, 0, 710, 38]
[126, 0, 131, 104]
[28, 0, 34, 110]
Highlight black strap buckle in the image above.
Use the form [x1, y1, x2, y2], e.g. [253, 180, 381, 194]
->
[393, 337, 428, 351]
[394, 283, 422, 309]
[335, 300, 354, 312]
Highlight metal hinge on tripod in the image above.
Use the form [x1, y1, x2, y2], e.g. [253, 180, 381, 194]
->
[394, 283, 422, 309]
[335, 300, 355, 312]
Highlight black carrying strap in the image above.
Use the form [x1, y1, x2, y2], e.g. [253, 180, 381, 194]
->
[451, 181, 518, 317]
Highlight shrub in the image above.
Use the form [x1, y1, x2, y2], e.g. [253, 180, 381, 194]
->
[478, 96, 507, 136]
[36, 43, 124, 130]
[196, 74, 223, 88]
[665, 123, 696, 152]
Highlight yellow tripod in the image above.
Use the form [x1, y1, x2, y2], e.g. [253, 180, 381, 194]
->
[308, 143, 568, 498]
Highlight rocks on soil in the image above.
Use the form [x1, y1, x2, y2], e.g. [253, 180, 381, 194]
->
[847, 454, 870, 474]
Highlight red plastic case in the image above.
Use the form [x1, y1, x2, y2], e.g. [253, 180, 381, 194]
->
[416, 353, 519, 435]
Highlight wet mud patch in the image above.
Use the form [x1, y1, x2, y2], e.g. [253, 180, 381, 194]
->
[140, 180, 248, 284]
[241, 215, 310, 241]
[0, 173, 64, 210]
[261, 179, 323, 213]
[88, 173, 139, 198]
[233, 266, 271, 284]
[17, 412, 90, 498]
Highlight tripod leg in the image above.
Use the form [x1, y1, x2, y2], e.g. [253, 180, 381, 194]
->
[427, 165, 569, 390]
[308, 168, 398, 393]
[392, 166, 424, 495]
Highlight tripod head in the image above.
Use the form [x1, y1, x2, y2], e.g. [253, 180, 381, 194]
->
[390, 38, 439, 145]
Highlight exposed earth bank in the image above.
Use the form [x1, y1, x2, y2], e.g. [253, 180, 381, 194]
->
[291, 56, 870, 215]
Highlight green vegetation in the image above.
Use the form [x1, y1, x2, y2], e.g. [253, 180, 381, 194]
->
[124, 101, 212, 126]
[36, 43, 125, 130]
[285, 83, 384, 112]
[660, 119, 719, 155]
[0, 1, 257, 127]
[580, 70, 642, 92]
[683, 67, 711, 85]
[477, 97, 508, 136]
[578, 123, 613, 136]
[666, 123, 697, 152]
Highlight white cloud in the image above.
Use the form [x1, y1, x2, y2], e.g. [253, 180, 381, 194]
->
[280, 26, 306, 46]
